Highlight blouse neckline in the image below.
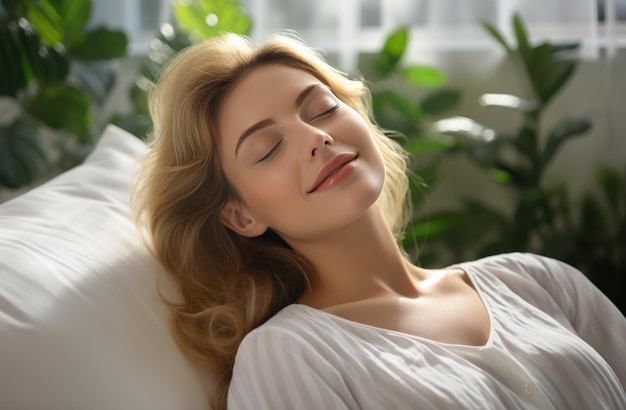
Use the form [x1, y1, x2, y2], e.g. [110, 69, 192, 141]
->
[288, 263, 496, 350]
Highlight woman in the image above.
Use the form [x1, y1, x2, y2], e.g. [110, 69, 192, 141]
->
[132, 33, 626, 410]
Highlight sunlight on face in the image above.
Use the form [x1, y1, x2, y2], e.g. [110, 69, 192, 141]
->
[217, 63, 385, 244]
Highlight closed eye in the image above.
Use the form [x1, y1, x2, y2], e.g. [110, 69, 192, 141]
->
[311, 104, 340, 121]
[258, 140, 282, 162]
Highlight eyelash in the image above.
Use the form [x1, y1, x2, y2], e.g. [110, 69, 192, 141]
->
[257, 104, 340, 163]
[258, 140, 282, 162]
[313, 104, 340, 120]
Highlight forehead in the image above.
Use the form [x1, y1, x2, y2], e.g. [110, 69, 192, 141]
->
[217, 64, 322, 137]
[223, 63, 322, 111]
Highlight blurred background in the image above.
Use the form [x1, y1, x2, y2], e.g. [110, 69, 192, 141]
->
[1, 0, 625, 312]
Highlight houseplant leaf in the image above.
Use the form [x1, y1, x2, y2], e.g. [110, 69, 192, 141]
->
[597, 166, 622, 214]
[402, 65, 447, 88]
[0, 23, 30, 97]
[34, 45, 68, 85]
[1, 0, 23, 18]
[377, 26, 408, 75]
[25, 0, 90, 47]
[405, 211, 464, 241]
[405, 135, 456, 155]
[0, 120, 47, 188]
[421, 89, 461, 116]
[512, 13, 531, 59]
[581, 193, 609, 239]
[538, 59, 577, 105]
[173, 0, 251, 41]
[481, 22, 512, 53]
[72, 60, 116, 105]
[383, 90, 423, 119]
[542, 116, 592, 166]
[70, 26, 127, 59]
[28, 84, 91, 139]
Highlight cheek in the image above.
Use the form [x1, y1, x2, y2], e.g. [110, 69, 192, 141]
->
[341, 109, 375, 144]
[238, 166, 300, 212]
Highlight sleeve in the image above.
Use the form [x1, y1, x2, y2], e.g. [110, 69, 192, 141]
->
[503, 253, 626, 389]
[227, 326, 357, 410]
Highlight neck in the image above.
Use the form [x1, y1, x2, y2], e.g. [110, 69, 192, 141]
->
[288, 206, 424, 309]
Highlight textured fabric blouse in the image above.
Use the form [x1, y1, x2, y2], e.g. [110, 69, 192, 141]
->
[228, 253, 626, 409]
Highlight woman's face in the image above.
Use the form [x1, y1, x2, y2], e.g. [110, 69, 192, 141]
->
[217, 63, 385, 243]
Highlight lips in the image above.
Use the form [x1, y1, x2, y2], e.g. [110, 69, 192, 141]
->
[308, 153, 358, 193]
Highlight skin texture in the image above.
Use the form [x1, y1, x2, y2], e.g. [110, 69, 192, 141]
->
[218, 63, 490, 346]
[218, 63, 385, 243]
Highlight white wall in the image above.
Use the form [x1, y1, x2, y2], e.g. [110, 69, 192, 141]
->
[414, 47, 626, 214]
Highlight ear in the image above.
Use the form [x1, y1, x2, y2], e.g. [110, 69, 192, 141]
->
[219, 201, 268, 237]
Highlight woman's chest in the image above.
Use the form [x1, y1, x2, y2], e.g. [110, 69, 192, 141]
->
[324, 271, 491, 347]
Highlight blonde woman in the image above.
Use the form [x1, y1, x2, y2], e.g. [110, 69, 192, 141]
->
[132, 33, 626, 410]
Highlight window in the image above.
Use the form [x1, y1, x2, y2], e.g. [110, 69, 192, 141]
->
[89, 0, 626, 64]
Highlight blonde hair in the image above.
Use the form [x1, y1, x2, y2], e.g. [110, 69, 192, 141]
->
[131, 32, 410, 409]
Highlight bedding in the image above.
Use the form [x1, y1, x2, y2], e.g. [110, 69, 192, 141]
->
[0, 125, 213, 409]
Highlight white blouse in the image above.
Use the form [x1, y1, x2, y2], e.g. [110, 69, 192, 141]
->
[228, 253, 626, 409]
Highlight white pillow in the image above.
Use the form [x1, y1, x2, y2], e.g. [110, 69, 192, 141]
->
[0, 125, 213, 410]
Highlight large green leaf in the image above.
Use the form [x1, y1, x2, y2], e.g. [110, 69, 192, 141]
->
[421, 89, 461, 116]
[25, 0, 90, 47]
[481, 22, 512, 53]
[538, 59, 577, 105]
[405, 211, 464, 241]
[522, 39, 579, 105]
[405, 135, 456, 156]
[0, 120, 47, 188]
[28, 84, 91, 139]
[72, 60, 116, 105]
[512, 13, 531, 59]
[376, 26, 408, 75]
[383, 90, 423, 119]
[402, 65, 447, 88]
[173, 0, 251, 41]
[70, 27, 127, 59]
[597, 166, 623, 214]
[467, 138, 503, 168]
[542, 116, 592, 166]
[32, 43, 69, 85]
[512, 125, 538, 159]
[0, 23, 30, 96]
[525, 42, 552, 95]
[0, 19, 69, 93]
[581, 193, 609, 238]
[1, 0, 23, 19]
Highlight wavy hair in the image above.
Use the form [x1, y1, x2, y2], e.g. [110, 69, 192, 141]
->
[131, 32, 410, 409]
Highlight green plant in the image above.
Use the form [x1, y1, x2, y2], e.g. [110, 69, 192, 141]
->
[420, 13, 625, 313]
[112, 0, 251, 138]
[0, 0, 127, 189]
[358, 27, 463, 265]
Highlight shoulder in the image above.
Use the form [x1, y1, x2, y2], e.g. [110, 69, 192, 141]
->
[458, 251, 565, 271]
[457, 252, 578, 286]
[237, 305, 312, 351]
[234, 304, 341, 364]
[229, 305, 357, 408]
[457, 252, 587, 317]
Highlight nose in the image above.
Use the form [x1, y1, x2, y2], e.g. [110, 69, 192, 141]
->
[307, 126, 334, 159]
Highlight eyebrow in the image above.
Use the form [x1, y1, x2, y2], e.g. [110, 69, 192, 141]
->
[235, 83, 324, 156]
